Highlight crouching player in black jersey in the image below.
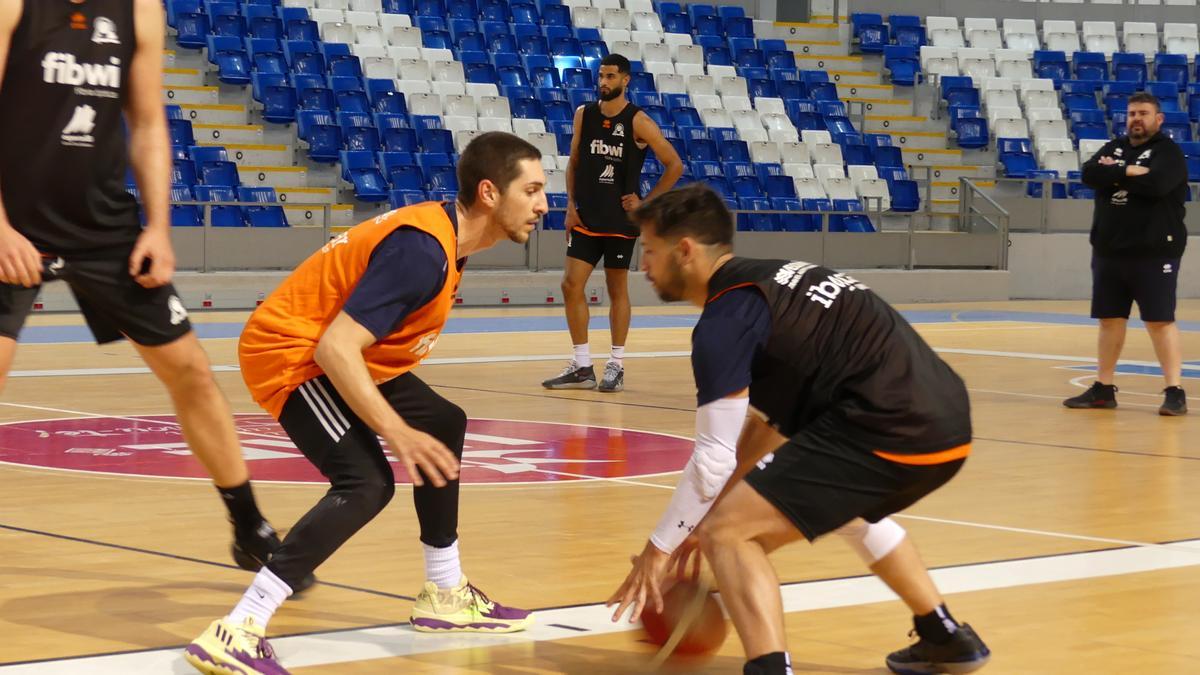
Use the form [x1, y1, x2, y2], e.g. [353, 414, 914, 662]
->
[607, 184, 990, 675]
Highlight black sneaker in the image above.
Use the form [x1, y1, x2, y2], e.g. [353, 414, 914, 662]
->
[1160, 386, 1188, 416]
[597, 361, 624, 393]
[232, 521, 316, 595]
[541, 362, 597, 390]
[1063, 382, 1118, 409]
[886, 624, 991, 675]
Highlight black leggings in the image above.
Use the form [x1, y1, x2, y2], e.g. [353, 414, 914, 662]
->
[266, 372, 466, 590]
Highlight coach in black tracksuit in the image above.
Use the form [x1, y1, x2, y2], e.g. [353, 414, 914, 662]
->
[1067, 92, 1188, 415]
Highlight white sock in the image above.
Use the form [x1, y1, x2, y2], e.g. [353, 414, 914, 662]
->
[609, 345, 625, 367]
[228, 567, 292, 630]
[573, 344, 592, 368]
[423, 540, 463, 589]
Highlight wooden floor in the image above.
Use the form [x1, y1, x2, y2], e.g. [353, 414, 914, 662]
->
[1, 300, 1199, 674]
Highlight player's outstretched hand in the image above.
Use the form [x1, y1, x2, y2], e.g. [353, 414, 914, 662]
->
[130, 228, 176, 288]
[383, 424, 460, 488]
[621, 194, 642, 212]
[607, 540, 670, 624]
[0, 223, 42, 288]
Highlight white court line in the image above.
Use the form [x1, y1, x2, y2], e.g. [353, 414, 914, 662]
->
[0, 346, 1153, 379]
[3, 539, 1200, 674]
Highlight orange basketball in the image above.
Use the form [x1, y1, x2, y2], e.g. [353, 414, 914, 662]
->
[641, 580, 727, 656]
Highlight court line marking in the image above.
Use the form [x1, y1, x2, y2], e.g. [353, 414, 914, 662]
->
[0, 523, 418, 603]
[0, 411, 692, 488]
[2, 345, 1182, 379]
[3, 538, 1200, 674]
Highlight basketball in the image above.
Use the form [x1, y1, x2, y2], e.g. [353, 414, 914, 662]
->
[641, 580, 727, 657]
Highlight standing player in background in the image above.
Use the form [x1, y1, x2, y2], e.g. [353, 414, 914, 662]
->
[185, 132, 544, 675]
[607, 185, 991, 675]
[541, 53, 683, 393]
[0, 0, 294, 579]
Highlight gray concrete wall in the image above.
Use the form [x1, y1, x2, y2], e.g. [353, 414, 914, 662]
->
[1009, 233, 1200, 299]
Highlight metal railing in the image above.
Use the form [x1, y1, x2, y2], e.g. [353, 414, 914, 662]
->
[959, 178, 1011, 269]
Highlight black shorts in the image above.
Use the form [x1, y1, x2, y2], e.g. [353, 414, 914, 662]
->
[1091, 254, 1180, 322]
[744, 417, 966, 540]
[0, 255, 192, 346]
[566, 228, 637, 270]
[278, 371, 465, 482]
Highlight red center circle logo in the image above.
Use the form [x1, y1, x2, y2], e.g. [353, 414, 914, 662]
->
[0, 415, 693, 485]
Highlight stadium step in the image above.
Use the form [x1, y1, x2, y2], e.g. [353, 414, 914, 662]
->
[932, 180, 996, 202]
[192, 123, 264, 145]
[178, 103, 248, 125]
[834, 81, 896, 100]
[793, 53, 862, 71]
[276, 187, 339, 205]
[844, 95, 913, 116]
[875, 130, 949, 150]
[773, 21, 845, 43]
[162, 49, 176, 69]
[862, 115, 946, 134]
[913, 164, 997, 184]
[164, 68, 204, 87]
[198, 143, 291, 166]
[238, 165, 308, 188]
[163, 84, 219, 106]
[786, 39, 850, 57]
[827, 69, 883, 85]
[901, 146, 962, 166]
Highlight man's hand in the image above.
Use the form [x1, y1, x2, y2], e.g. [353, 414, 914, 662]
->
[607, 540, 672, 623]
[1126, 165, 1150, 177]
[621, 194, 642, 212]
[0, 222, 41, 288]
[381, 422, 460, 488]
[1099, 156, 1117, 166]
[129, 227, 176, 288]
[564, 203, 582, 238]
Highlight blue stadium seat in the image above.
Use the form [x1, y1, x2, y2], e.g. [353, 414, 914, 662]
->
[170, 186, 201, 227]
[194, 185, 246, 227]
[1033, 51, 1068, 83]
[889, 15, 925, 49]
[168, 118, 195, 148]
[297, 110, 342, 162]
[1073, 51, 1109, 81]
[883, 45, 919, 87]
[390, 189, 429, 209]
[340, 151, 390, 202]
[1113, 53, 1147, 85]
[238, 187, 288, 227]
[1156, 54, 1190, 89]
[543, 193, 568, 230]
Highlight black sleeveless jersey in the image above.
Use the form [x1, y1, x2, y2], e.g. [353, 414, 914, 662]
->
[0, 0, 141, 257]
[704, 257, 972, 454]
[573, 101, 646, 238]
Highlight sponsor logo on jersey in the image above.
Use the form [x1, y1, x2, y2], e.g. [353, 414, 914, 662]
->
[598, 163, 616, 184]
[589, 138, 623, 159]
[42, 53, 122, 90]
[92, 17, 120, 45]
[412, 332, 440, 357]
[70, 12, 88, 30]
[1111, 189, 1129, 207]
[804, 271, 870, 309]
[60, 104, 97, 147]
[612, 122, 625, 138]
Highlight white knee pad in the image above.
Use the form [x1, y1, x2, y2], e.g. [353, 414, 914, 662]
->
[834, 517, 906, 565]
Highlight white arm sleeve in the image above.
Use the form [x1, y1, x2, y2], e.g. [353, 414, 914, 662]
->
[649, 396, 749, 554]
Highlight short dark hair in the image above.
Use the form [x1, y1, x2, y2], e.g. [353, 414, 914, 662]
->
[1128, 92, 1161, 111]
[456, 131, 542, 208]
[631, 184, 734, 248]
[600, 53, 631, 75]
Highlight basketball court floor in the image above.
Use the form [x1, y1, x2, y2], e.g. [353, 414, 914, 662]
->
[1, 299, 1198, 673]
